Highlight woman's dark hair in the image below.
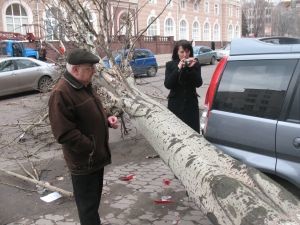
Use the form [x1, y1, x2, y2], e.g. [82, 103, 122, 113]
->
[172, 40, 194, 60]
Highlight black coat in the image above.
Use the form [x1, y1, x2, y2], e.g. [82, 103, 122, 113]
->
[164, 60, 203, 133]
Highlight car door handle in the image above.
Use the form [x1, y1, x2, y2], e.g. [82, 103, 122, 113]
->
[293, 138, 300, 148]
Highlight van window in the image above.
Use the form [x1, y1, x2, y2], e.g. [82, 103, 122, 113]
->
[287, 81, 300, 123]
[213, 59, 297, 119]
[0, 42, 7, 55]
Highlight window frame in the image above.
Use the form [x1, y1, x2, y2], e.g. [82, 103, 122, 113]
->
[147, 16, 158, 36]
[203, 22, 210, 41]
[192, 21, 200, 41]
[5, 3, 29, 34]
[164, 17, 174, 36]
[44, 7, 64, 41]
[279, 60, 300, 123]
[213, 23, 220, 41]
[213, 59, 299, 120]
[0, 60, 15, 72]
[179, 19, 188, 40]
[180, 0, 187, 9]
[15, 59, 39, 70]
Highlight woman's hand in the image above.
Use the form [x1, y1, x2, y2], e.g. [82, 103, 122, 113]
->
[178, 59, 185, 70]
[187, 57, 198, 67]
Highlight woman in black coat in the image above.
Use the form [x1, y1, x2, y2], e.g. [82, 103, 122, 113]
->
[164, 40, 203, 133]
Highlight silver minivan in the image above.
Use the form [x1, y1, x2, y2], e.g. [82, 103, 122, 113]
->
[201, 37, 300, 187]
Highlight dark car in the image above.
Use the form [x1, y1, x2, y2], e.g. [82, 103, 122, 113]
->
[201, 37, 300, 187]
[193, 46, 217, 65]
[103, 48, 158, 77]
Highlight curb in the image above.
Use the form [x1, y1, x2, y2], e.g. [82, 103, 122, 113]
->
[158, 65, 166, 69]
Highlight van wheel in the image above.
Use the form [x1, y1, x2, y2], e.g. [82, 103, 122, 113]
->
[147, 67, 157, 77]
[38, 76, 53, 92]
[210, 56, 216, 65]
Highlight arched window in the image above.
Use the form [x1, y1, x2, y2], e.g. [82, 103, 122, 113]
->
[119, 13, 130, 35]
[235, 25, 240, 37]
[203, 22, 210, 41]
[165, 18, 174, 36]
[147, 16, 158, 36]
[228, 24, 234, 40]
[192, 21, 200, 41]
[45, 7, 63, 40]
[179, 20, 188, 40]
[6, 4, 29, 34]
[213, 24, 220, 41]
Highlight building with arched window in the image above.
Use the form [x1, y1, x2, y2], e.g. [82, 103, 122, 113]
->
[138, 0, 241, 42]
[0, 0, 241, 43]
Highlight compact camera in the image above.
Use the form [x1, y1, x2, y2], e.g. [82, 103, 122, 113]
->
[184, 59, 191, 67]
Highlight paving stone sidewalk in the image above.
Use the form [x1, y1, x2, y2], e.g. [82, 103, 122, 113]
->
[6, 154, 212, 225]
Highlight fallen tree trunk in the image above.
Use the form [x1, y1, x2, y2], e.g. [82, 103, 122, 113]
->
[118, 77, 300, 225]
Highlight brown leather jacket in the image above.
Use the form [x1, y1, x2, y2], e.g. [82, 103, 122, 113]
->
[48, 71, 111, 175]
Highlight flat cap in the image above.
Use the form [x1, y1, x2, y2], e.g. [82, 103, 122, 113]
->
[67, 48, 99, 65]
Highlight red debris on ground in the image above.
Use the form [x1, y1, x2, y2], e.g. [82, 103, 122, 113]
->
[119, 174, 134, 181]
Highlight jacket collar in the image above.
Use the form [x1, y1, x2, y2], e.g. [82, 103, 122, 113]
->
[63, 71, 93, 90]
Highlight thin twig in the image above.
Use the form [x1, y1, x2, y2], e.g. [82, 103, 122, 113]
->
[15, 159, 37, 180]
[0, 182, 36, 193]
[0, 169, 73, 197]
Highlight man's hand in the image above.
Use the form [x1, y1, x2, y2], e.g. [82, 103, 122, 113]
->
[108, 116, 118, 129]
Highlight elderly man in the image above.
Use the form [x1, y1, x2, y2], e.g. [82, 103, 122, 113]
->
[48, 48, 117, 225]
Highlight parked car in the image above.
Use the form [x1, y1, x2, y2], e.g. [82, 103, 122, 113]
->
[193, 46, 217, 65]
[102, 48, 158, 77]
[215, 43, 230, 61]
[201, 37, 300, 187]
[0, 40, 39, 59]
[0, 57, 59, 97]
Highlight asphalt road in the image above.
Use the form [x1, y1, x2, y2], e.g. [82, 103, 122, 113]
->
[134, 64, 217, 108]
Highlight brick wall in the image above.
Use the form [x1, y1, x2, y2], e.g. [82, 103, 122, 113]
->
[24, 36, 228, 62]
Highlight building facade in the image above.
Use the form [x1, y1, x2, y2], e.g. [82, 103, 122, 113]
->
[138, 0, 241, 42]
[0, 0, 241, 43]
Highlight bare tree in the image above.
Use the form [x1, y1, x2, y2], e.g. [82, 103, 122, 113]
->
[272, 2, 300, 37]
[242, 0, 270, 37]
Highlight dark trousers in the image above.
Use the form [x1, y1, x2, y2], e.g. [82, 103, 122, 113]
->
[71, 169, 104, 225]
